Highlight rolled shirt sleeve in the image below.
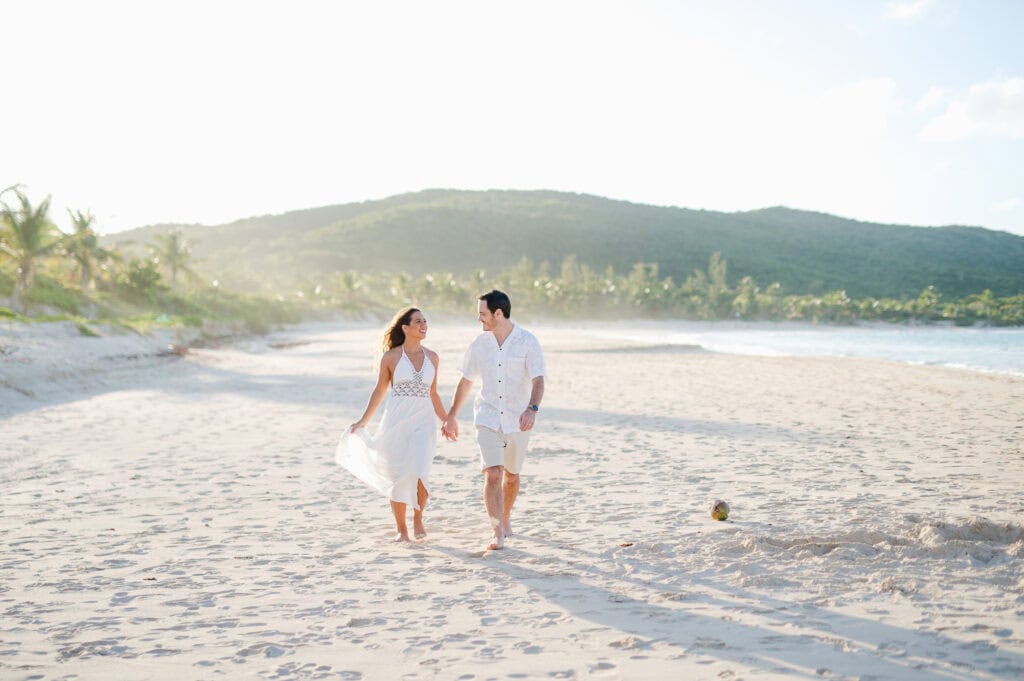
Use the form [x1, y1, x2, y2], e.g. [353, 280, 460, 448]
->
[525, 336, 546, 380]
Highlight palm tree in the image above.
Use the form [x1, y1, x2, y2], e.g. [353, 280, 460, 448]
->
[150, 230, 198, 289]
[64, 209, 107, 290]
[0, 185, 63, 311]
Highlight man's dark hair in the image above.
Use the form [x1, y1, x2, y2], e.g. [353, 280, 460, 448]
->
[479, 289, 512, 319]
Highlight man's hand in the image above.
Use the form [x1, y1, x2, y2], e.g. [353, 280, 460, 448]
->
[442, 416, 459, 441]
[519, 409, 536, 431]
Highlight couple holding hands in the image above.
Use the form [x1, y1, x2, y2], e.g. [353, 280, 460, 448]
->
[336, 290, 546, 551]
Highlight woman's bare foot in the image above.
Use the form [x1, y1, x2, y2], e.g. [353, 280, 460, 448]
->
[394, 532, 410, 543]
[413, 520, 427, 540]
[486, 532, 505, 551]
[501, 520, 513, 538]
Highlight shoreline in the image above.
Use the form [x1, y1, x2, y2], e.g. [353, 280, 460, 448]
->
[4, 317, 1023, 406]
[568, 317, 1024, 378]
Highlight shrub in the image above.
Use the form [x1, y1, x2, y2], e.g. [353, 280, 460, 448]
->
[116, 258, 169, 303]
[75, 320, 100, 337]
[24, 275, 82, 314]
[0, 306, 26, 321]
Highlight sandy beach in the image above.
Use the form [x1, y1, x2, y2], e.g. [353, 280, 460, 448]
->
[2, 319, 1022, 680]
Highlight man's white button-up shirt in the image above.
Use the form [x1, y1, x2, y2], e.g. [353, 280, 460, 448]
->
[458, 324, 546, 433]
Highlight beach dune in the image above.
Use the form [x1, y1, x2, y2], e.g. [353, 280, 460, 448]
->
[1, 321, 1022, 680]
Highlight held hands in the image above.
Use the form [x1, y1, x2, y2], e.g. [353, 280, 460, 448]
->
[441, 415, 459, 441]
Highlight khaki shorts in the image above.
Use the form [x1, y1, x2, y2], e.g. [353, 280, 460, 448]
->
[476, 426, 531, 474]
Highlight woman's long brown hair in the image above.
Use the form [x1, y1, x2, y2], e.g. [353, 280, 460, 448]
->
[382, 307, 421, 353]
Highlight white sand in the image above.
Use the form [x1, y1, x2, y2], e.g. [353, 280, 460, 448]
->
[2, 320, 1023, 680]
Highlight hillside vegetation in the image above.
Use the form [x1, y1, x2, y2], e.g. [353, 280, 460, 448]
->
[106, 189, 1024, 300]
[5, 186, 1022, 331]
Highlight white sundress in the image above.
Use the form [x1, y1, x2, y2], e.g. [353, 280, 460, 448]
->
[335, 347, 437, 509]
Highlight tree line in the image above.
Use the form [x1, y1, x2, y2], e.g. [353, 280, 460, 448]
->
[0, 185, 300, 333]
[3, 185, 1022, 329]
[303, 254, 1023, 326]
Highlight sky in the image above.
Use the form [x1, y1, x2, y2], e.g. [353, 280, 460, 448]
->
[3, 0, 1023, 235]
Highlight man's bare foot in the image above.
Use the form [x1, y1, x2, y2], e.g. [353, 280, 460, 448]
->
[486, 532, 505, 551]
[501, 520, 513, 538]
[394, 532, 410, 543]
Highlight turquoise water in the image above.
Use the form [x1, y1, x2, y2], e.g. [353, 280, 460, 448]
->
[584, 321, 1024, 377]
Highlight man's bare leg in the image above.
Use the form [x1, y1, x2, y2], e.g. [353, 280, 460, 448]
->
[483, 466, 505, 549]
[413, 480, 428, 540]
[390, 500, 410, 542]
[501, 471, 520, 538]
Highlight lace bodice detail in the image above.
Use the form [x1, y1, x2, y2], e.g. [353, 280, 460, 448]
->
[392, 372, 430, 398]
[392, 348, 433, 398]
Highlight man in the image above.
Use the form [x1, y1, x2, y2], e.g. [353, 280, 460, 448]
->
[442, 290, 546, 551]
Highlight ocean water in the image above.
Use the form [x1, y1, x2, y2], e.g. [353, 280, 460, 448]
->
[582, 320, 1024, 377]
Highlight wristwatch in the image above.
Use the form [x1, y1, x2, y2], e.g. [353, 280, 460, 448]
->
[529, 404, 539, 412]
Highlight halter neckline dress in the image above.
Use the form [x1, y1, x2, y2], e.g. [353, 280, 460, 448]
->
[336, 346, 437, 509]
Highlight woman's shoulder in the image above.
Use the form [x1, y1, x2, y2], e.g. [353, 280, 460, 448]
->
[381, 346, 403, 365]
[423, 346, 440, 361]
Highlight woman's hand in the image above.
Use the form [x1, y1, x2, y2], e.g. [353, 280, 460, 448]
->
[442, 415, 459, 441]
[349, 420, 367, 432]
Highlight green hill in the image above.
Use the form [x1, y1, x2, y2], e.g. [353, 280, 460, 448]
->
[104, 189, 1024, 299]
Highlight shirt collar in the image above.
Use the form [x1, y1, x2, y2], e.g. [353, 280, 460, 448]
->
[491, 323, 517, 347]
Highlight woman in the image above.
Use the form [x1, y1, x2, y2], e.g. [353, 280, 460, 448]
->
[336, 307, 447, 542]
